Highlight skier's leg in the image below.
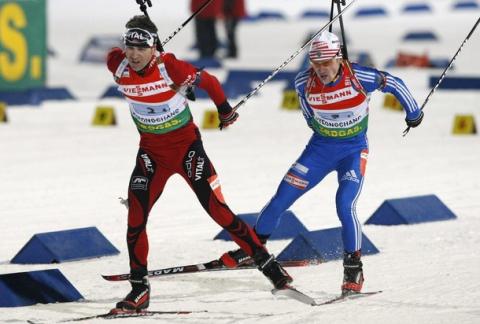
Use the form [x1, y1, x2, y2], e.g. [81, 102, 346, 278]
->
[179, 139, 264, 256]
[335, 149, 368, 252]
[117, 149, 172, 311]
[255, 149, 331, 238]
[179, 139, 292, 288]
[221, 146, 332, 268]
[126, 149, 171, 273]
[335, 148, 368, 294]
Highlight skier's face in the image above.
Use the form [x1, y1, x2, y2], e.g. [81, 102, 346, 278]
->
[311, 58, 341, 84]
[125, 46, 155, 71]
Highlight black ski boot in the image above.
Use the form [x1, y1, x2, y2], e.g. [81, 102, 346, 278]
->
[114, 270, 150, 312]
[254, 251, 293, 289]
[341, 250, 364, 295]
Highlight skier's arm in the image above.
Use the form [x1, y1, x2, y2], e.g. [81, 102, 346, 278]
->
[162, 52, 238, 128]
[352, 63, 423, 126]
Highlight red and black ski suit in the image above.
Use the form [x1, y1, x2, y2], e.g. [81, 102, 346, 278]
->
[107, 48, 265, 274]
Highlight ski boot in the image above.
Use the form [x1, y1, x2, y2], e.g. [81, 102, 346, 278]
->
[341, 250, 364, 296]
[220, 232, 269, 268]
[254, 251, 293, 289]
[113, 270, 150, 313]
[220, 248, 254, 268]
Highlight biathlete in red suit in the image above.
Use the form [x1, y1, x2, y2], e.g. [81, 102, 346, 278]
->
[106, 15, 292, 313]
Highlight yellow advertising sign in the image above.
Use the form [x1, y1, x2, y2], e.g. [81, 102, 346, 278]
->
[0, 0, 46, 90]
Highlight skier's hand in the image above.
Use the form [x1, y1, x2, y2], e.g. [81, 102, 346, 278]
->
[405, 111, 424, 128]
[219, 110, 239, 130]
[217, 101, 239, 130]
[185, 86, 196, 101]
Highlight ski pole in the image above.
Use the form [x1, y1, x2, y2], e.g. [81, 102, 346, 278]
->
[232, 0, 357, 112]
[161, 0, 214, 47]
[335, 0, 349, 60]
[328, 0, 349, 59]
[403, 16, 480, 136]
[328, 0, 335, 32]
[135, 0, 152, 17]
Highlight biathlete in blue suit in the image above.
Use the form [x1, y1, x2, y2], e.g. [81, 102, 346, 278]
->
[220, 31, 424, 295]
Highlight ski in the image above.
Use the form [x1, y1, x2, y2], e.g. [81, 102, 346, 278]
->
[314, 290, 383, 306]
[272, 286, 382, 306]
[272, 285, 317, 305]
[102, 259, 315, 281]
[60, 309, 206, 322]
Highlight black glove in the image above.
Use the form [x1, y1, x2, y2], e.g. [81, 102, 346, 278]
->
[185, 86, 196, 101]
[405, 111, 424, 128]
[217, 101, 239, 130]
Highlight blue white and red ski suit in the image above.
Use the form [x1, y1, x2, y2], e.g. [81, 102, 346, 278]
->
[255, 62, 422, 253]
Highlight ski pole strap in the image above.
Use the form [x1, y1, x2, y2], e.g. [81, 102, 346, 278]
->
[233, 0, 357, 112]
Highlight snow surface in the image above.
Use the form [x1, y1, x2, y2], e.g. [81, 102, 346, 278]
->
[1, 0, 480, 323]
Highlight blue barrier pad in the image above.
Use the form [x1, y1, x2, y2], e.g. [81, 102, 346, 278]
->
[365, 194, 457, 225]
[403, 31, 438, 41]
[429, 58, 451, 69]
[214, 211, 308, 241]
[255, 11, 286, 20]
[101, 85, 122, 99]
[403, 3, 432, 13]
[453, 1, 479, 10]
[277, 227, 379, 262]
[0, 269, 83, 307]
[300, 10, 329, 19]
[11, 226, 119, 264]
[354, 7, 388, 17]
[220, 69, 297, 98]
[0, 87, 75, 106]
[429, 76, 480, 90]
